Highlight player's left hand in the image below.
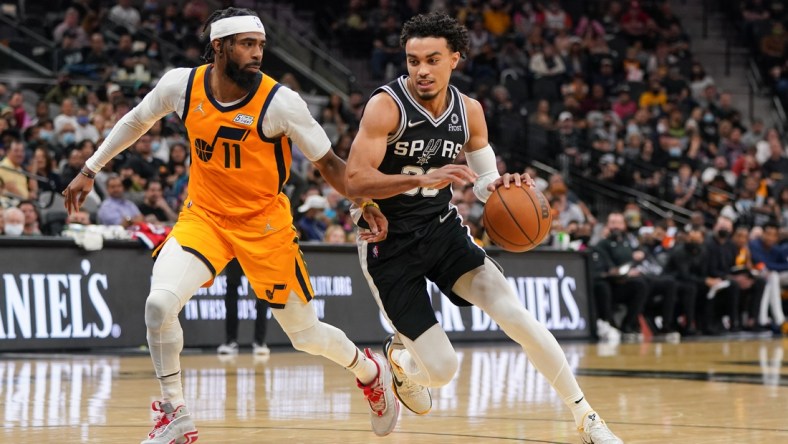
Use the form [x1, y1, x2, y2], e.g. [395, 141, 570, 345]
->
[359, 205, 388, 243]
[487, 172, 536, 191]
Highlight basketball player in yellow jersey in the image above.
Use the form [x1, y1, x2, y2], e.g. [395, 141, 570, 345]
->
[62, 7, 400, 443]
[345, 13, 622, 443]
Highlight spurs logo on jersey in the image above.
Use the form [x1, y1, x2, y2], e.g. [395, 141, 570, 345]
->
[394, 138, 463, 165]
[366, 76, 470, 234]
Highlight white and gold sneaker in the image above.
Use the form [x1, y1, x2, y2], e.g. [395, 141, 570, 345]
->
[383, 334, 432, 415]
[579, 411, 623, 444]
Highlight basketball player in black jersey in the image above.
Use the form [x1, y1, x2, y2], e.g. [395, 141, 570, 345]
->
[346, 12, 623, 443]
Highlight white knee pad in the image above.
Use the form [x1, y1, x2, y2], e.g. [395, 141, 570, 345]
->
[287, 323, 329, 355]
[421, 351, 459, 387]
[145, 288, 181, 333]
[271, 292, 356, 364]
[400, 324, 459, 387]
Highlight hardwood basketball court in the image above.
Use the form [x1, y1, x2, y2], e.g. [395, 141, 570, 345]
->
[1, 338, 786, 443]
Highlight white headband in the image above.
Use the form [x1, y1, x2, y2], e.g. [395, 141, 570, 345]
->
[210, 15, 265, 41]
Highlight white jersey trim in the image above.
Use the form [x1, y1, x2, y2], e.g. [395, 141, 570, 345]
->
[396, 76, 454, 127]
[379, 85, 407, 145]
[454, 87, 471, 146]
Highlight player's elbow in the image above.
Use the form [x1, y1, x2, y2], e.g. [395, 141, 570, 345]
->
[344, 170, 365, 199]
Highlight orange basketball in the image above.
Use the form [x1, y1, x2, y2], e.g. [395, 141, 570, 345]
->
[482, 186, 552, 253]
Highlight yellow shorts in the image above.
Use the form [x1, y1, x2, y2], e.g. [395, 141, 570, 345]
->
[154, 197, 314, 308]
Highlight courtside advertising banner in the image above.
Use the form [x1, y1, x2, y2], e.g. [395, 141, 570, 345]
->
[0, 240, 152, 350]
[0, 240, 592, 351]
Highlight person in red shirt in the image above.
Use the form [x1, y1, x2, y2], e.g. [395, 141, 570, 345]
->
[620, 1, 654, 40]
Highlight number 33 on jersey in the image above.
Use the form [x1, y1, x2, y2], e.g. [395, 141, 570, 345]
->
[183, 64, 292, 218]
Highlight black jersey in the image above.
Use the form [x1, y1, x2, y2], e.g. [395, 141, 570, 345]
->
[368, 76, 470, 233]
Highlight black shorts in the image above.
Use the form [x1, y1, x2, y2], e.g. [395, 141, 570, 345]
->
[361, 208, 487, 341]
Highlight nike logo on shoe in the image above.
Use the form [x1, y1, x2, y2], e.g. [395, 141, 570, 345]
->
[407, 119, 426, 128]
[393, 374, 405, 388]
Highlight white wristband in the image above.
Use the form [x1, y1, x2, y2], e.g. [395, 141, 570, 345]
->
[465, 145, 500, 203]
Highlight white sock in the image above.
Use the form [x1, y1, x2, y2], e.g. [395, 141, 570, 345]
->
[565, 391, 593, 427]
[347, 349, 377, 385]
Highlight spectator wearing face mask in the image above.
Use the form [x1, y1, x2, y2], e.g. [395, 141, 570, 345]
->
[76, 109, 99, 143]
[2, 206, 25, 236]
[591, 212, 650, 341]
[701, 216, 742, 334]
[148, 120, 171, 163]
[53, 98, 81, 147]
[663, 227, 707, 335]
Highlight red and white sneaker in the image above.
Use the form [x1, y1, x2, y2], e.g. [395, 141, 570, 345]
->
[141, 401, 198, 444]
[356, 348, 400, 436]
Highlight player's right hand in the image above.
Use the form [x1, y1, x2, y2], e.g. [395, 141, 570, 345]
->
[359, 205, 388, 243]
[62, 173, 95, 215]
[421, 164, 477, 189]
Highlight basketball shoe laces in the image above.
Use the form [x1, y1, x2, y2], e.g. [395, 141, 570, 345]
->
[391, 362, 426, 401]
[148, 401, 173, 438]
[579, 411, 621, 444]
[357, 363, 386, 417]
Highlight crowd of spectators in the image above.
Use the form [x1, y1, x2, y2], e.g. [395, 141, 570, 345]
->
[731, 0, 788, 109]
[316, 0, 788, 340]
[1, 0, 787, 340]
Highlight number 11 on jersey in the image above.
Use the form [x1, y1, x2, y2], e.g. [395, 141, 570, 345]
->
[224, 142, 241, 169]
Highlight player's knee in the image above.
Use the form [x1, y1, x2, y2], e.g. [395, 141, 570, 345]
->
[287, 324, 326, 356]
[145, 289, 179, 332]
[422, 351, 458, 387]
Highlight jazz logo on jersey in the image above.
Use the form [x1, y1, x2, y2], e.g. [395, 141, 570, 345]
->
[233, 113, 255, 126]
[448, 113, 462, 132]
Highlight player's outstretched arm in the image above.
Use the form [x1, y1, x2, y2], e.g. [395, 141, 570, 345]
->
[62, 68, 188, 213]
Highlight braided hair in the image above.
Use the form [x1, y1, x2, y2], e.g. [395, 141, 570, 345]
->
[201, 7, 258, 63]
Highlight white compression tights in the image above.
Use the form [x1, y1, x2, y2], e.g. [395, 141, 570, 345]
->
[271, 292, 361, 371]
[395, 259, 591, 425]
[145, 239, 371, 404]
[145, 239, 213, 404]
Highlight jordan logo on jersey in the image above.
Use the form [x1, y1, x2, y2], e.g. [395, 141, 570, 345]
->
[193, 101, 206, 116]
[263, 218, 277, 233]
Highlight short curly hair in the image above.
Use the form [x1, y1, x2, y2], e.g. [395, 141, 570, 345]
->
[400, 12, 470, 59]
